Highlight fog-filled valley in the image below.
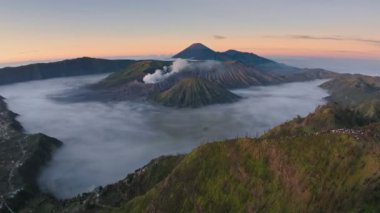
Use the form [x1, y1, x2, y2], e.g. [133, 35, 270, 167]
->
[0, 75, 327, 198]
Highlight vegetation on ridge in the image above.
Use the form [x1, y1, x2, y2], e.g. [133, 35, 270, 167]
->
[105, 75, 380, 212]
[321, 74, 380, 121]
[116, 131, 380, 212]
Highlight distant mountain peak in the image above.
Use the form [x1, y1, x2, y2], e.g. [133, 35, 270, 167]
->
[172, 43, 221, 60]
[187, 43, 213, 50]
[172, 43, 275, 66]
[224, 49, 240, 54]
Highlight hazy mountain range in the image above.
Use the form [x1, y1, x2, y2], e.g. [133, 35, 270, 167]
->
[0, 44, 379, 212]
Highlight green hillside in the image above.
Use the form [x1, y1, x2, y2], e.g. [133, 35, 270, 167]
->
[263, 103, 373, 139]
[113, 107, 380, 213]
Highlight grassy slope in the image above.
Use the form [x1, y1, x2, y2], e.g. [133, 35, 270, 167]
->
[117, 133, 379, 213]
[88, 155, 184, 209]
[108, 99, 380, 213]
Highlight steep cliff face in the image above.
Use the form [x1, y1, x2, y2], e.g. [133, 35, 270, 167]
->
[0, 97, 62, 212]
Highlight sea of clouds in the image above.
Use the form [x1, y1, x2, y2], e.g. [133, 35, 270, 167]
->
[0, 74, 328, 198]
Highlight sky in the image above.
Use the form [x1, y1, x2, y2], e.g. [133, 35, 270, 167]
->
[1, 0, 380, 65]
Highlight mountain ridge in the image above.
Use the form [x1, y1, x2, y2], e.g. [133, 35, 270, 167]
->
[0, 57, 135, 85]
[172, 43, 300, 73]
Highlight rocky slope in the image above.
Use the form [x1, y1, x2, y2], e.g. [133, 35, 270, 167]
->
[153, 77, 241, 108]
[0, 96, 62, 213]
[162, 60, 285, 89]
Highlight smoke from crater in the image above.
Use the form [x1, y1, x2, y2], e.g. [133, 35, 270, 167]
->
[143, 59, 221, 84]
[143, 59, 189, 84]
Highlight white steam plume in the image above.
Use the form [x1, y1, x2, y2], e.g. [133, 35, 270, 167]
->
[143, 59, 189, 84]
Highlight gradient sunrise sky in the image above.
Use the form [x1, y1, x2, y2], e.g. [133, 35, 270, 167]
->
[1, 0, 380, 65]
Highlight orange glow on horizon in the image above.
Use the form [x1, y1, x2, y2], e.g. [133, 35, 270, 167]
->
[1, 36, 380, 65]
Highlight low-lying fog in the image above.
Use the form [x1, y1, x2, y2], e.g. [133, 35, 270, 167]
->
[0, 75, 328, 199]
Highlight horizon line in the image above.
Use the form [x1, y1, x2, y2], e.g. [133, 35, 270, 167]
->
[2, 52, 379, 69]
